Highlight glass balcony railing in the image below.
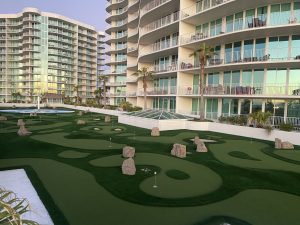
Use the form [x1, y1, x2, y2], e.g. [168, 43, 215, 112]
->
[141, 0, 170, 16]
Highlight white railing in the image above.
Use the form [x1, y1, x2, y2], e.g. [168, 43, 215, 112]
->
[153, 63, 178, 73]
[139, 37, 178, 56]
[141, 0, 170, 16]
[137, 86, 177, 95]
[140, 11, 180, 36]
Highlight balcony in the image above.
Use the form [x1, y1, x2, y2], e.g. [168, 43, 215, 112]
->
[140, 11, 180, 37]
[153, 63, 178, 73]
[141, 0, 170, 16]
[139, 37, 178, 58]
[177, 84, 300, 98]
[138, 86, 177, 96]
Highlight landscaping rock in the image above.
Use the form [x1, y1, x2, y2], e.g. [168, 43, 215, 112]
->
[196, 141, 208, 152]
[17, 126, 32, 136]
[77, 111, 83, 116]
[104, 115, 111, 123]
[122, 158, 136, 175]
[151, 127, 160, 136]
[0, 116, 7, 121]
[171, 143, 186, 158]
[77, 120, 86, 125]
[275, 138, 282, 149]
[281, 141, 294, 150]
[194, 136, 201, 145]
[17, 119, 25, 126]
[123, 146, 135, 158]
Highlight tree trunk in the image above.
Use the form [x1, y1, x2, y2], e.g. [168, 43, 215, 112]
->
[143, 86, 147, 110]
[199, 62, 205, 120]
[103, 83, 107, 109]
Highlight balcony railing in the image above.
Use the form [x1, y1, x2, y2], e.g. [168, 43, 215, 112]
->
[140, 37, 178, 56]
[141, 0, 170, 16]
[140, 11, 180, 36]
[181, 0, 232, 19]
[138, 86, 177, 95]
[177, 84, 300, 97]
[153, 63, 178, 73]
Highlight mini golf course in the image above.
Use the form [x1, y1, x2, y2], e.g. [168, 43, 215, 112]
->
[0, 110, 300, 225]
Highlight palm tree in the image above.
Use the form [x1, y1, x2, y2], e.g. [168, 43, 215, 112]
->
[189, 44, 216, 120]
[98, 75, 108, 108]
[73, 85, 79, 104]
[132, 67, 154, 110]
[0, 188, 39, 225]
[94, 88, 103, 106]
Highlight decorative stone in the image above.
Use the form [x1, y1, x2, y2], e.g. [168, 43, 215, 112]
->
[196, 141, 208, 152]
[0, 116, 7, 121]
[171, 143, 186, 158]
[77, 120, 86, 125]
[194, 136, 201, 145]
[17, 125, 32, 136]
[281, 141, 294, 149]
[151, 127, 160, 136]
[275, 138, 282, 149]
[104, 115, 111, 123]
[123, 146, 135, 158]
[77, 111, 83, 116]
[17, 119, 25, 126]
[122, 158, 136, 175]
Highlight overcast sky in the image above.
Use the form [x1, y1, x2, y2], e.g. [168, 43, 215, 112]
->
[0, 0, 107, 31]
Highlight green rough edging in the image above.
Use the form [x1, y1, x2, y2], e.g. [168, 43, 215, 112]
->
[0, 165, 69, 225]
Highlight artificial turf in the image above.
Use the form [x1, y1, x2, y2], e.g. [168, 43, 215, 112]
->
[0, 110, 300, 225]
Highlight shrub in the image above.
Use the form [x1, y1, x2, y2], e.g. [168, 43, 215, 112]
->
[279, 123, 294, 132]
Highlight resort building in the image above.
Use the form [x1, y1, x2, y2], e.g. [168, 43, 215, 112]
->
[105, 0, 300, 125]
[97, 31, 106, 88]
[0, 7, 100, 103]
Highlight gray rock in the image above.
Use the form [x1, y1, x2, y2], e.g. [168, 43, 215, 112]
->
[77, 120, 86, 125]
[275, 138, 282, 149]
[123, 146, 135, 158]
[122, 158, 136, 175]
[0, 116, 7, 121]
[105, 115, 111, 123]
[194, 136, 201, 145]
[171, 143, 186, 158]
[196, 142, 208, 152]
[17, 119, 25, 126]
[17, 125, 32, 136]
[151, 127, 160, 136]
[281, 141, 294, 149]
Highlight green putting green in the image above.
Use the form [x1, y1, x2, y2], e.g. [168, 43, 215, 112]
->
[0, 110, 299, 225]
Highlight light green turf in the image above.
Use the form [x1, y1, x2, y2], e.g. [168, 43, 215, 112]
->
[79, 125, 127, 134]
[274, 150, 300, 162]
[30, 132, 124, 150]
[58, 150, 90, 159]
[90, 153, 222, 198]
[210, 140, 300, 173]
[38, 129, 64, 134]
[127, 132, 199, 145]
[0, 122, 71, 133]
[1, 158, 300, 225]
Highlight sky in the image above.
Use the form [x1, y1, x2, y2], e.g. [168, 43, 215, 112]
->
[0, 0, 107, 31]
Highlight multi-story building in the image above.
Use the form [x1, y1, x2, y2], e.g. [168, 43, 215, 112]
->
[108, 0, 300, 124]
[0, 7, 100, 103]
[97, 31, 106, 88]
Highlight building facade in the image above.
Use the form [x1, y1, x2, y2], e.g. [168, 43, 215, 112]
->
[0, 7, 100, 103]
[107, 0, 300, 123]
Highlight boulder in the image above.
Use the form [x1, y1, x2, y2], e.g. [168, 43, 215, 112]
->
[196, 141, 208, 152]
[17, 119, 25, 126]
[122, 158, 136, 175]
[77, 111, 83, 116]
[281, 141, 294, 150]
[171, 143, 186, 158]
[17, 126, 32, 136]
[77, 120, 86, 125]
[104, 115, 111, 123]
[275, 138, 282, 149]
[194, 136, 201, 145]
[151, 127, 160, 137]
[0, 116, 7, 121]
[123, 146, 135, 158]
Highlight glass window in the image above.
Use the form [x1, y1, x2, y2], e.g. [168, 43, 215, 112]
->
[230, 99, 239, 115]
[206, 98, 218, 119]
[269, 36, 289, 60]
[287, 100, 300, 117]
[255, 38, 266, 59]
[222, 98, 230, 116]
[295, 2, 300, 21]
[242, 70, 252, 86]
[270, 3, 291, 26]
[288, 69, 300, 95]
[207, 73, 219, 86]
[234, 12, 244, 31]
[226, 15, 233, 33]
[245, 9, 255, 28]
[240, 99, 251, 115]
[291, 35, 300, 58]
[266, 69, 287, 94]
[252, 99, 263, 112]
[244, 40, 254, 60]
[233, 42, 242, 62]
[225, 43, 232, 64]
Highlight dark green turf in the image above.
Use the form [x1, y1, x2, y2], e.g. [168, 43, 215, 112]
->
[165, 169, 190, 180]
[0, 109, 300, 225]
